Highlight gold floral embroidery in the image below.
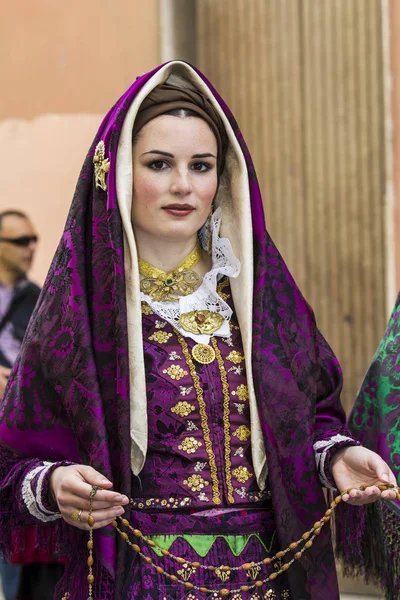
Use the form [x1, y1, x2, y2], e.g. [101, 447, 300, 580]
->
[183, 474, 209, 492]
[177, 564, 196, 581]
[178, 334, 221, 505]
[211, 337, 234, 504]
[178, 437, 202, 454]
[226, 350, 245, 364]
[231, 384, 249, 401]
[149, 331, 172, 343]
[217, 278, 230, 300]
[162, 364, 188, 380]
[232, 466, 253, 483]
[171, 401, 195, 417]
[215, 566, 231, 582]
[233, 425, 251, 441]
[141, 302, 153, 315]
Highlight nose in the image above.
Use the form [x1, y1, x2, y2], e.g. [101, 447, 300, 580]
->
[170, 169, 192, 196]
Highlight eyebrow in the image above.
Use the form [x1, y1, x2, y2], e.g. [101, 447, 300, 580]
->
[141, 150, 217, 159]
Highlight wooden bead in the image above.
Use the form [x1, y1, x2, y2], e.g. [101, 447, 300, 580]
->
[240, 585, 250, 592]
[199, 588, 210, 594]
[87, 541, 93, 550]
[276, 551, 286, 559]
[120, 532, 129, 541]
[132, 544, 141, 553]
[169, 575, 178, 582]
[87, 574, 94, 585]
[191, 562, 201, 569]
[143, 557, 152, 564]
[269, 572, 278, 580]
[220, 565, 231, 572]
[295, 552, 302, 560]
[263, 557, 272, 564]
[87, 516, 95, 527]
[305, 541, 313, 549]
[207, 565, 216, 571]
[335, 496, 342, 504]
[161, 549, 170, 557]
[146, 540, 156, 547]
[302, 532, 310, 540]
[176, 557, 187, 565]
[87, 556, 94, 567]
[289, 542, 298, 550]
[324, 515, 331, 522]
[241, 562, 253, 570]
[155, 566, 164, 574]
[314, 528, 321, 535]
[325, 509, 332, 517]
[282, 563, 289, 571]
[112, 520, 117, 528]
[121, 519, 130, 527]
[133, 529, 142, 537]
[219, 589, 230, 597]
[255, 580, 263, 587]
[313, 521, 321, 530]
[184, 582, 194, 589]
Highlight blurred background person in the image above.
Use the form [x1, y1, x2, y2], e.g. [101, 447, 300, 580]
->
[0, 210, 39, 600]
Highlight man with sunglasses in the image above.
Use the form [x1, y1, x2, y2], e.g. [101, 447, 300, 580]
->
[0, 209, 40, 600]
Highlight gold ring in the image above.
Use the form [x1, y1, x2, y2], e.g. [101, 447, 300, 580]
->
[71, 509, 82, 522]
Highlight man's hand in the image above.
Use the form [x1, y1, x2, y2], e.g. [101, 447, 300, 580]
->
[0, 366, 11, 399]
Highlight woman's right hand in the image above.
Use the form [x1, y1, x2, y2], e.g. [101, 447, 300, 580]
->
[50, 464, 129, 530]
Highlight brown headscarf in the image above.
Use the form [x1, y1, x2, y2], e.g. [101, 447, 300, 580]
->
[132, 83, 227, 173]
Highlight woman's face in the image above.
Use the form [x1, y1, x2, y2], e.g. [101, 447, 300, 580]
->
[131, 115, 218, 244]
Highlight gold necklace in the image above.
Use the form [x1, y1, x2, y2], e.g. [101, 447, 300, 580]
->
[139, 242, 202, 302]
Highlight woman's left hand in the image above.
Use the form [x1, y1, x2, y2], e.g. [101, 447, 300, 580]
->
[331, 445, 398, 505]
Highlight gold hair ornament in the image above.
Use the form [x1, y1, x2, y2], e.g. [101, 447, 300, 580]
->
[85, 483, 400, 598]
[93, 141, 110, 192]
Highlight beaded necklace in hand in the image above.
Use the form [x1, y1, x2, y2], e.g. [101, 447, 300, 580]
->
[82, 483, 400, 599]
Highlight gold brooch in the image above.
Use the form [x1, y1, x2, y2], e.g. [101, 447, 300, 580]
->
[179, 310, 224, 335]
[192, 343, 216, 364]
[93, 141, 110, 191]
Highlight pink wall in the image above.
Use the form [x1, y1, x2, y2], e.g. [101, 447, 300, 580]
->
[0, 1, 159, 285]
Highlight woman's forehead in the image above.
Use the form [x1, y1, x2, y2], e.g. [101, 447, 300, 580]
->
[134, 115, 218, 154]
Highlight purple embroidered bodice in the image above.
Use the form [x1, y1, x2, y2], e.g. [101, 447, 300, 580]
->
[134, 280, 268, 511]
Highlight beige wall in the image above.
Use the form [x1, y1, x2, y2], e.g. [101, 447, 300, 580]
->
[390, 0, 400, 293]
[0, 0, 160, 284]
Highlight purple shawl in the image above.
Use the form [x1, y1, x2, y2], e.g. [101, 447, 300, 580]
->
[0, 62, 350, 599]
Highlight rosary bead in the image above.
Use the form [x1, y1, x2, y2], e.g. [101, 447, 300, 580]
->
[120, 532, 129, 541]
[161, 549, 170, 556]
[304, 541, 313, 549]
[219, 589, 230, 597]
[87, 557, 94, 567]
[112, 521, 117, 528]
[302, 532, 310, 541]
[199, 587, 210, 594]
[87, 574, 95, 585]
[132, 544, 141, 553]
[313, 521, 321, 530]
[289, 542, 298, 550]
[87, 541, 93, 550]
[241, 563, 253, 571]
[184, 582, 194, 589]
[281, 564, 289, 571]
[170, 575, 178, 582]
[155, 567, 164, 575]
[87, 516, 95, 527]
[269, 572, 278, 580]
[146, 540, 156, 547]
[276, 551, 286, 559]
[262, 557, 272, 564]
[133, 529, 142, 537]
[207, 565, 216, 571]
[314, 528, 321, 535]
[255, 580, 263, 587]
[295, 552, 302, 560]
[325, 509, 332, 517]
[175, 557, 187, 565]
[220, 565, 231, 572]
[334, 496, 342, 504]
[191, 562, 201, 568]
[240, 585, 250, 592]
[143, 556, 152, 564]
[121, 519, 130, 527]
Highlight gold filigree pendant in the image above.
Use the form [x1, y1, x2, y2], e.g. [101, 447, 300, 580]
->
[179, 310, 224, 335]
[93, 140, 110, 191]
[191, 343, 216, 364]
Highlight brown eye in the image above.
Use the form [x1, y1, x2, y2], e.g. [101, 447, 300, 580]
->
[148, 160, 168, 170]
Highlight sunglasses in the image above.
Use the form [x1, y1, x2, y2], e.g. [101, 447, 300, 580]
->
[0, 235, 39, 247]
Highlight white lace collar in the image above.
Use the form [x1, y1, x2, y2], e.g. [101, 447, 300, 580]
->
[140, 208, 241, 344]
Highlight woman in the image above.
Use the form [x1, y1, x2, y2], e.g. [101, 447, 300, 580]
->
[0, 61, 397, 600]
[337, 292, 400, 600]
